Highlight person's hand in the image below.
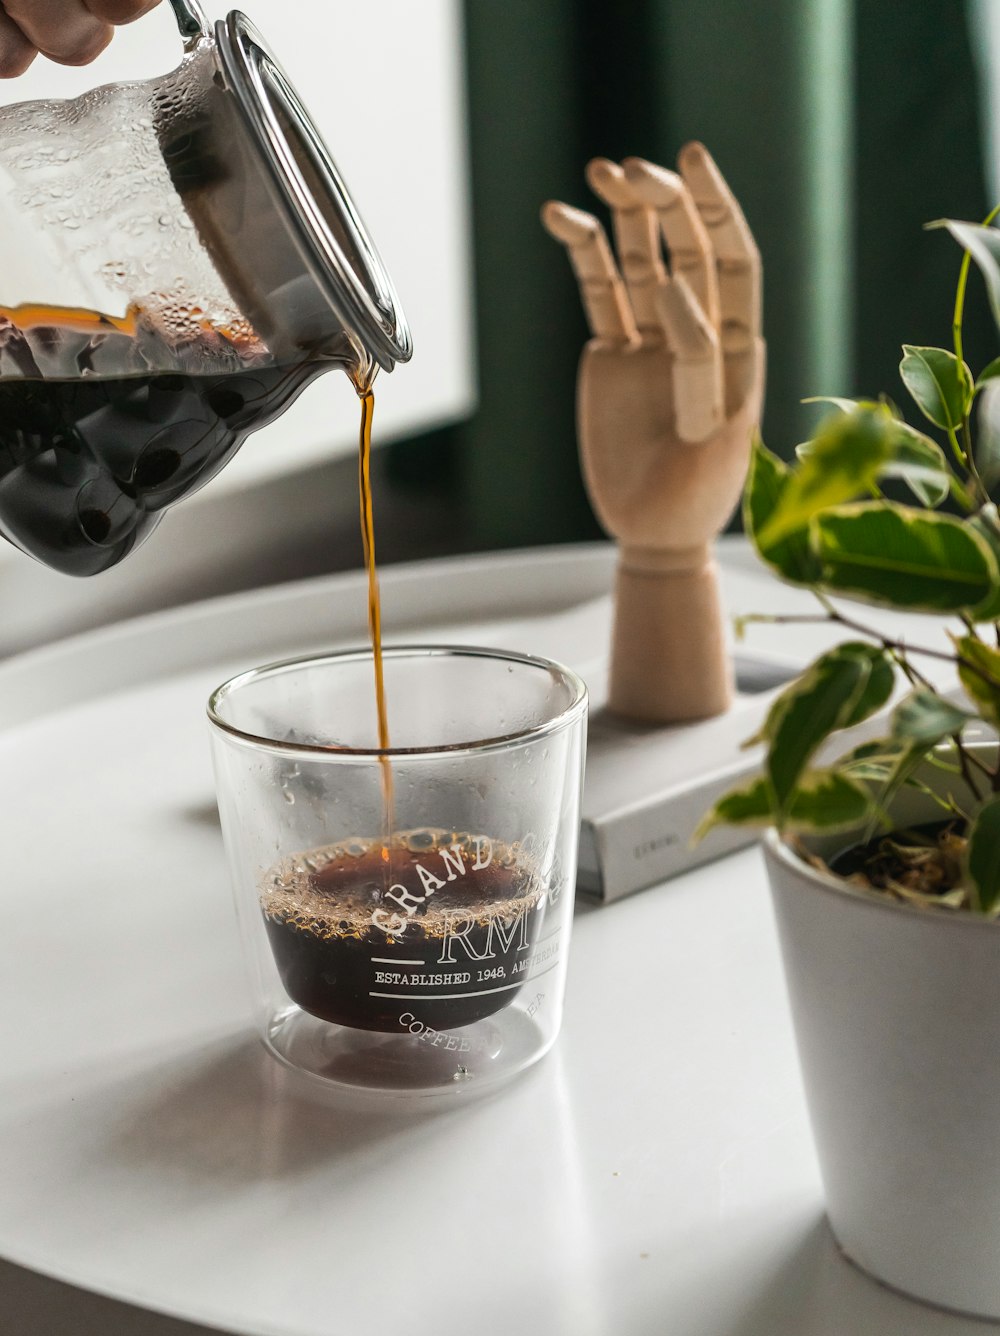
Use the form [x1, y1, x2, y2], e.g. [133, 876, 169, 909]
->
[542, 143, 765, 722]
[0, 0, 160, 78]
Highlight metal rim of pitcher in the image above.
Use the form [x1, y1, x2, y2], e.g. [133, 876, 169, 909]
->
[171, 0, 413, 375]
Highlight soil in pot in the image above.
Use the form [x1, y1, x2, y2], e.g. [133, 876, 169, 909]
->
[824, 819, 969, 910]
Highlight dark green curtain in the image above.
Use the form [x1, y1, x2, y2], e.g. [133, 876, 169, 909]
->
[390, 1, 994, 548]
[855, 5, 995, 402]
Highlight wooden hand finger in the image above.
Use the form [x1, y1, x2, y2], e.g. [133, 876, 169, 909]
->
[723, 335, 766, 421]
[586, 157, 664, 335]
[678, 142, 762, 413]
[622, 157, 719, 329]
[656, 275, 724, 443]
[541, 201, 637, 344]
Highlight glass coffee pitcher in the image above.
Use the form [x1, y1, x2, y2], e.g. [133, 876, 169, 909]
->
[0, 0, 412, 576]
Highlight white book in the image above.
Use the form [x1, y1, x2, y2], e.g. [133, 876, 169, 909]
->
[578, 651, 800, 902]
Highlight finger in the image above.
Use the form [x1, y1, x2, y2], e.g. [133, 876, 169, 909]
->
[586, 157, 665, 334]
[541, 200, 637, 345]
[0, 9, 36, 76]
[678, 141, 762, 411]
[3, 0, 112, 64]
[84, 0, 159, 24]
[622, 157, 719, 330]
[656, 275, 724, 443]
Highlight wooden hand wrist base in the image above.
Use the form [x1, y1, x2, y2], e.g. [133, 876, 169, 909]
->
[609, 545, 733, 724]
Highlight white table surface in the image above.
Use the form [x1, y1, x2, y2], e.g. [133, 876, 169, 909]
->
[0, 541, 982, 1336]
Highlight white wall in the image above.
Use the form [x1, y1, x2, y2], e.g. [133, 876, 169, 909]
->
[0, 0, 475, 651]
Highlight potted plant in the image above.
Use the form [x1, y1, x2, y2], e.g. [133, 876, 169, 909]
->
[698, 216, 1000, 1319]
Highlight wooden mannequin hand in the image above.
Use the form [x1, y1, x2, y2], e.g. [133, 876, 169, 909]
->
[543, 142, 764, 567]
[542, 143, 765, 722]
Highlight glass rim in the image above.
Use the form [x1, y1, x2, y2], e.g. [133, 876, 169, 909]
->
[207, 644, 589, 759]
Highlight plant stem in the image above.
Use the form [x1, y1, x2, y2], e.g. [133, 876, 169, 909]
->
[889, 654, 990, 782]
[952, 200, 1000, 365]
[894, 651, 934, 692]
[953, 252, 972, 368]
[961, 418, 990, 503]
[954, 734, 985, 802]
[951, 203, 1000, 504]
[741, 608, 1000, 689]
[963, 418, 977, 476]
[946, 420, 987, 506]
[950, 474, 978, 512]
[946, 425, 969, 473]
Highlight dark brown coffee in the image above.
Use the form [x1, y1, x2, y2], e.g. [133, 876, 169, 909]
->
[261, 830, 550, 1032]
[0, 303, 327, 575]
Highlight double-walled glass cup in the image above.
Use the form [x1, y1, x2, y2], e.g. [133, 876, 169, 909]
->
[208, 647, 588, 1097]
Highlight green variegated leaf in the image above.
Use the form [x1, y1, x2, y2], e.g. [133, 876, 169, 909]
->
[868, 744, 933, 837]
[762, 643, 889, 814]
[977, 384, 1000, 489]
[783, 769, 874, 832]
[839, 715, 961, 835]
[891, 690, 973, 745]
[941, 220, 1000, 329]
[801, 395, 862, 415]
[881, 420, 952, 507]
[799, 401, 952, 507]
[693, 776, 773, 843]
[840, 757, 900, 782]
[976, 356, 1000, 389]
[755, 407, 895, 549]
[837, 738, 902, 781]
[954, 634, 1000, 727]
[835, 739, 946, 798]
[841, 649, 896, 727]
[965, 795, 1000, 915]
[838, 739, 896, 762]
[812, 502, 997, 612]
[899, 345, 974, 430]
[966, 507, 1000, 620]
[797, 400, 886, 462]
[694, 768, 874, 841]
[742, 436, 821, 584]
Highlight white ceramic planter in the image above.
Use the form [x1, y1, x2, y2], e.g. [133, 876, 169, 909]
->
[763, 769, 1000, 1321]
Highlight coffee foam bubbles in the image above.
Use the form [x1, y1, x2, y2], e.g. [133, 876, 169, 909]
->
[261, 828, 543, 944]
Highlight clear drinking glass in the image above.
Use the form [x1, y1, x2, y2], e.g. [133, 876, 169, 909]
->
[208, 647, 588, 1098]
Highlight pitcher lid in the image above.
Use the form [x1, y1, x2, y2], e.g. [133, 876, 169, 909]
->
[213, 11, 412, 374]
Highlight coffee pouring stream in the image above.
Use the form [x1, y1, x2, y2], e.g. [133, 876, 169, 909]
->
[0, 0, 411, 576]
